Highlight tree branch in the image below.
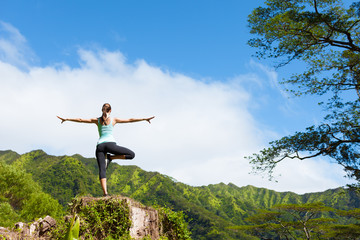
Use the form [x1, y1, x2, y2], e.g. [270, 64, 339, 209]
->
[313, 0, 360, 52]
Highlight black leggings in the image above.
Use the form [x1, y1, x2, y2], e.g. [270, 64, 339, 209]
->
[95, 142, 135, 179]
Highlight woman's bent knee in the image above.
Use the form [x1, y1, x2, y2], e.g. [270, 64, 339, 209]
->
[129, 151, 135, 159]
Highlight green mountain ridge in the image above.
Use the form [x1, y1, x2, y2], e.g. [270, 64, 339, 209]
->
[1, 149, 359, 239]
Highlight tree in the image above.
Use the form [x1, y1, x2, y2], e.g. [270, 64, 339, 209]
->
[324, 208, 360, 239]
[230, 203, 343, 239]
[247, 0, 360, 184]
[0, 162, 63, 226]
[230, 210, 293, 239]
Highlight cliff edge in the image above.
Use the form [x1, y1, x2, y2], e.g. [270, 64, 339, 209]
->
[0, 195, 191, 240]
[71, 196, 161, 239]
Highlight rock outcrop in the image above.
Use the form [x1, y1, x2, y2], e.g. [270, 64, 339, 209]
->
[0, 216, 56, 239]
[0, 195, 190, 240]
[72, 196, 161, 239]
[128, 198, 160, 239]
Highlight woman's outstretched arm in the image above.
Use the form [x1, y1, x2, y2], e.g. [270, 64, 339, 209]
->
[57, 116, 98, 124]
[114, 116, 155, 124]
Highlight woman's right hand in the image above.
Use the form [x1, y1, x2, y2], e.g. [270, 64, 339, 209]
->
[57, 116, 66, 124]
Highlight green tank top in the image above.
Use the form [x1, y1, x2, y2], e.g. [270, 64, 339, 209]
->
[97, 118, 116, 144]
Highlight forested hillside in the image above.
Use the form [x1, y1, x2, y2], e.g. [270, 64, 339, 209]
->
[1, 150, 359, 239]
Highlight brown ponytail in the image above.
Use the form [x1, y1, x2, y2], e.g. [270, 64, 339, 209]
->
[101, 103, 111, 125]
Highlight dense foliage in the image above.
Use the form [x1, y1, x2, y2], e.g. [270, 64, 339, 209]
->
[2, 150, 102, 206]
[71, 197, 131, 239]
[51, 197, 191, 240]
[247, 0, 360, 185]
[157, 206, 192, 240]
[1, 150, 359, 239]
[0, 160, 63, 227]
[231, 202, 360, 239]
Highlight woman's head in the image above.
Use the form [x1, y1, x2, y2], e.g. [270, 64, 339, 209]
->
[102, 103, 111, 114]
[101, 103, 111, 122]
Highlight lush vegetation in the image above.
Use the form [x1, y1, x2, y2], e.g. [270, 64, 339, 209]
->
[157, 206, 192, 240]
[246, 3, 360, 236]
[231, 202, 360, 239]
[66, 197, 131, 239]
[0, 149, 102, 206]
[0, 150, 359, 239]
[52, 196, 191, 240]
[0, 160, 63, 228]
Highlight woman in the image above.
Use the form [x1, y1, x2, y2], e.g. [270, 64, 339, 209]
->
[57, 103, 154, 196]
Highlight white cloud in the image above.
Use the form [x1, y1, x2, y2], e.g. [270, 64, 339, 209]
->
[0, 21, 36, 69]
[0, 22, 354, 194]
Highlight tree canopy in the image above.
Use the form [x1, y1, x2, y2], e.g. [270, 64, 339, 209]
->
[0, 162, 63, 227]
[247, 0, 360, 185]
[230, 202, 360, 239]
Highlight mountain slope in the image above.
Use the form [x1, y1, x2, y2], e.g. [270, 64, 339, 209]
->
[0, 150, 359, 239]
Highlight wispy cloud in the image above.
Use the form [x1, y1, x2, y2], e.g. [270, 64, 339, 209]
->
[0, 21, 36, 69]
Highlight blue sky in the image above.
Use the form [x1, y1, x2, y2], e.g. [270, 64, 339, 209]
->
[1, 1, 261, 77]
[0, 0, 354, 193]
